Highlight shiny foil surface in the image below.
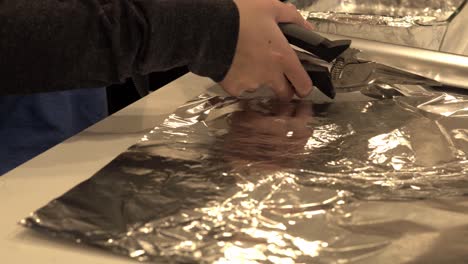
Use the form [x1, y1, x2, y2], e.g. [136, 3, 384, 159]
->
[22, 90, 468, 263]
[290, 0, 467, 51]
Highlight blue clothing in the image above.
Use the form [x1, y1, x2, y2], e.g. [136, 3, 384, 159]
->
[0, 88, 107, 175]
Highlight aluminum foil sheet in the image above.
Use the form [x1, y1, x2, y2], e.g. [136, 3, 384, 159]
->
[290, 0, 467, 52]
[22, 90, 468, 263]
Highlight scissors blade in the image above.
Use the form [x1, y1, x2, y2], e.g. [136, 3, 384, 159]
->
[331, 49, 443, 91]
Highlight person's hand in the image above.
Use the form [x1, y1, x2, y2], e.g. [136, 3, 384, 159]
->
[220, 0, 314, 101]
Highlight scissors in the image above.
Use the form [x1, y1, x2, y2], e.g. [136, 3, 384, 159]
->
[279, 23, 442, 99]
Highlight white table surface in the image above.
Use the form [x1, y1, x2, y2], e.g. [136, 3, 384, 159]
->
[0, 73, 216, 263]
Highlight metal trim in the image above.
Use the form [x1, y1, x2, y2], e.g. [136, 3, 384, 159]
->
[320, 32, 468, 89]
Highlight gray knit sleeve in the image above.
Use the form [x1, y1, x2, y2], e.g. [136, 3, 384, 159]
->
[0, 0, 239, 95]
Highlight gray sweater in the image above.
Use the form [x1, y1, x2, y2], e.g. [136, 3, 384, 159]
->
[0, 0, 239, 95]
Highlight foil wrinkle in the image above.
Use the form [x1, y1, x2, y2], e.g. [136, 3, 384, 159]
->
[22, 90, 468, 263]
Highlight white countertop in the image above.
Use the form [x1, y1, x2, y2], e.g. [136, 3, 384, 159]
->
[0, 73, 216, 263]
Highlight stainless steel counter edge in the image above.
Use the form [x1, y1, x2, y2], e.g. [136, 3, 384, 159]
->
[321, 32, 468, 89]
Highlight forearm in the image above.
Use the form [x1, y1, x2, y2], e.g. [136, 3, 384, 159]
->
[0, 0, 239, 95]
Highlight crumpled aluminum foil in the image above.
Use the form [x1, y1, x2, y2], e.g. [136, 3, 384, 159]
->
[290, 0, 467, 52]
[22, 89, 468, 263]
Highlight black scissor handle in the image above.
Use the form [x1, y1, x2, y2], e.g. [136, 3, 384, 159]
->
[279, 23, 351, 62]
[302, 62, 336, 99]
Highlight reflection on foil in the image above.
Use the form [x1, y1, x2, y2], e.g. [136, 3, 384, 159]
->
[291, 0, 467, 51]
[22, 91, 468, 263]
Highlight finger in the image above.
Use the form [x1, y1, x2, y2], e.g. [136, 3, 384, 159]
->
[220, 79, 257, 97]
[281, 48, 313, 98]
[270, 75, 294, 102]
[274, 2, 313, 30]
[220, 82, 243, 97]
[268, 23, 313, 98]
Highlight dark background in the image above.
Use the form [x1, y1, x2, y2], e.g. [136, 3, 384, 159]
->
[106, 66, 188, 114]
